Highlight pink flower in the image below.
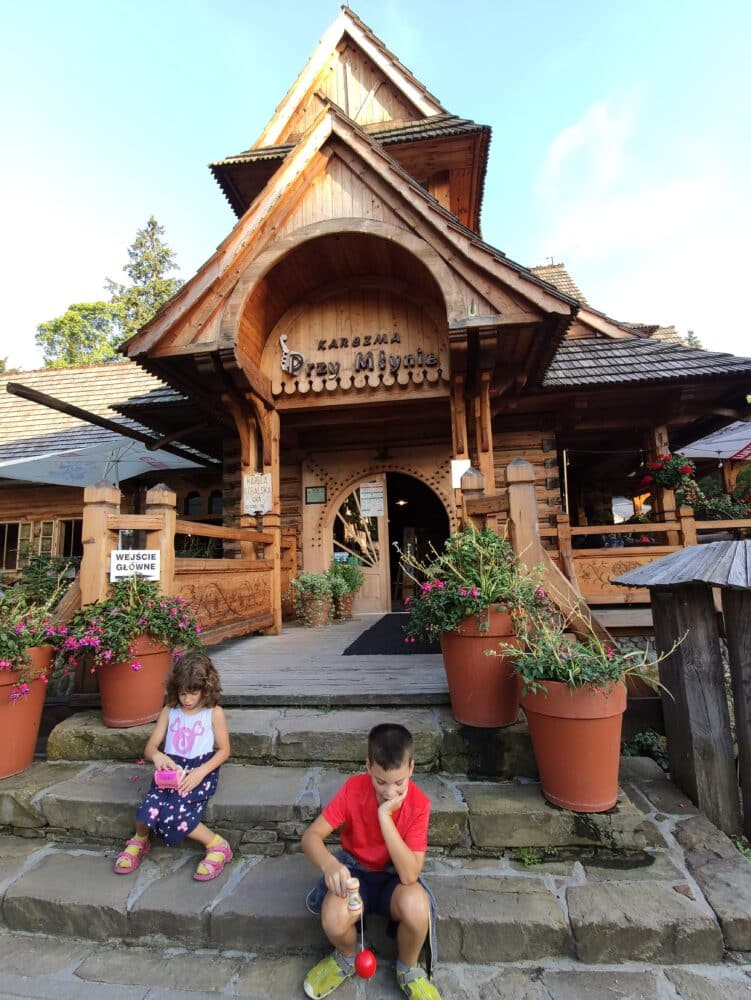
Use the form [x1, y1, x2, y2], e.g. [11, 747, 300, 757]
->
[470, 587, 480, 598]
[131, 661, 142, 672]
[434, 580, 446, 590]
[458, 587, 467, 597]
[404, 596, 411, 607]
[420, 582, 433, 593]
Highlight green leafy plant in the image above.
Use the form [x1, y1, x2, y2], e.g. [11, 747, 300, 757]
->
[622, 729, 670, 772]
[0, 592, 68, 701]
[62, 575, 202, 673]
[289, 572, 333, 626]
[517, 845, 557, 867]
[328, 557, 364, 594]
[396, 525, 545, 642]
[15, 554, 78, 605]
[734, 837, 751, 861]
[506, 601, 677, 694]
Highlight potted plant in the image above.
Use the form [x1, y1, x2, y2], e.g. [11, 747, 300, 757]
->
[62, 575, 202, 728]
[398, 525, 544, 728]
[0, 594, 68, 779]
[507, 603, 668, 813]
[328, 558, 365, 620]
[290, 572, 333, 628]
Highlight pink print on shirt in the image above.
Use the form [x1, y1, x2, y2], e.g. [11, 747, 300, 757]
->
[170, 717, 205, 756]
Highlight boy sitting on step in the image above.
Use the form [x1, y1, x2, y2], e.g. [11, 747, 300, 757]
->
[301, 723, 440, 999]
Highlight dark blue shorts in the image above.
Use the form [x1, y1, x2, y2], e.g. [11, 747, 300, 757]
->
[354, 866, 402, 919]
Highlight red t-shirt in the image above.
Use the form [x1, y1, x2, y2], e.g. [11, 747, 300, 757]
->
[322, 773, 431, 871]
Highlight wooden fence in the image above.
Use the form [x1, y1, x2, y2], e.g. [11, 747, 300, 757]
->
[80, 483, 287, 645]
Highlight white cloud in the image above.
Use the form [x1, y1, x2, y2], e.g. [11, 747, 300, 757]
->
[533, 99, 751, 358]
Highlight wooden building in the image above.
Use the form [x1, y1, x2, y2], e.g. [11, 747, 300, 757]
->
[4, 8, 751, 635]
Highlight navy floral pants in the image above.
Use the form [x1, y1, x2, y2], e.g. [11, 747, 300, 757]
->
[136, 752, 219, 846]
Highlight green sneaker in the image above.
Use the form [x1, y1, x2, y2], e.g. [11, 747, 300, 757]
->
[397, 965, 442, 999]
[304, 951, 355, 998]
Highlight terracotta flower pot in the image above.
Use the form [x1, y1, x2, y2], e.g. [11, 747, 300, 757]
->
[521, 679, 626, 812]
[439, 606, 522, 728]
[300, 594, 331, 628]
[0, 645, 55, 780]
[334, 592, 355, 620]
[98, 634, 172, 729]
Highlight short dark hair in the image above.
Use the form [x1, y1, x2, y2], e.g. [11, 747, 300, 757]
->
[165, 650, 222, 708]
[367, 723, 413, 769]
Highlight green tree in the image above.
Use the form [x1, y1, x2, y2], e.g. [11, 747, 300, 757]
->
[685, 329, 702, 349]
[35, 301, 122, 368]
[105, 216, 182, 340]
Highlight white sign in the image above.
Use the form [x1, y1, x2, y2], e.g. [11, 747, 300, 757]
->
[360, 481, 384, 517]
[110, 550, 160, 581]
[242, 472, 273, 515]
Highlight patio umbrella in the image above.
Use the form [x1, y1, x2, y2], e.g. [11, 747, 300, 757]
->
[681, 421, 751, 462]
[0, 425, 204, 487]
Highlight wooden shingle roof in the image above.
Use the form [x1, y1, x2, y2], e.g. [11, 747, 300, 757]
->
[614, 541, 751, 591]
[0, 362, 164, 447]
[542, 338, 751, 388]
[530, 263, 588, 304]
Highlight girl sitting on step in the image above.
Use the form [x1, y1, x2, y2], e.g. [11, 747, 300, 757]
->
[114, 650, 232, 881]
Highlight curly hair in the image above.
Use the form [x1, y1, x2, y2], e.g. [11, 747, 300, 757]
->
[165, 650, 222, 708]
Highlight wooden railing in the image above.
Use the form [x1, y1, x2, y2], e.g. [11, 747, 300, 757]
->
[464, 460, 751, 621]
[80, 483, 283, 645]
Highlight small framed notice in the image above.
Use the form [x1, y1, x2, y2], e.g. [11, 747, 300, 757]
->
[110, 550, 160, 582]
[305, 485, 327, 504]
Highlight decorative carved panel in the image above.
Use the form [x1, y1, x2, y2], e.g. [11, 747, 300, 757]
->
[175, 566, 273, 630]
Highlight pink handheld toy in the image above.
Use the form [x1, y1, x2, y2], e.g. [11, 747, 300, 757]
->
[155, 769, 181, 790]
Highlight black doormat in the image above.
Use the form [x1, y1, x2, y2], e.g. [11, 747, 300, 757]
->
[343, 613, 441, 656]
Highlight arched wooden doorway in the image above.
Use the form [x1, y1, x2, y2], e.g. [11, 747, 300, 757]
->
[332, 472, 450, 613]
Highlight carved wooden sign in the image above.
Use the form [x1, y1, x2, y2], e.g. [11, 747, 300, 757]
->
[264, 288, 449, 396]
[176, 569, 272, 630]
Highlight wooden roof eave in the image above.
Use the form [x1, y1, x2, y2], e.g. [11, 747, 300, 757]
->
[254, 8, 446, 150]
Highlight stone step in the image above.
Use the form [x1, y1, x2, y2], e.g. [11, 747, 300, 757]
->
[0, 760, 659, 855]
[0, 834, 727, 967]
[46, 707, 538, 779]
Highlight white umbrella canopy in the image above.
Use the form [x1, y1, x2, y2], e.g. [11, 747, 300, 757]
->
[681, 421, 751, 462]
[0, 426, 204, 487]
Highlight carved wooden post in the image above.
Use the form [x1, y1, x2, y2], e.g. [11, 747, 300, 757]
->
[650, 584, 740, 834]
[460, 465, 485, 530]
[645, 425, 679, 544]
[145, 485, 177, 596]
[678, 505, 697, 547]
[80, 483, 121, 605]
[263, 409, 282, 635]
[507, 458, 545, 571]
[723, 587, 751, 838]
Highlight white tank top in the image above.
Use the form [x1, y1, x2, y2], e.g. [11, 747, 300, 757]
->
[164, 706, 214, 759]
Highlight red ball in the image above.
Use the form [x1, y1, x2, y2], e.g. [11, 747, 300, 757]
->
[354, 949, 377, 978]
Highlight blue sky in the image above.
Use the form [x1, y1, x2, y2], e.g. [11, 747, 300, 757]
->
[1, 0, 749, 370]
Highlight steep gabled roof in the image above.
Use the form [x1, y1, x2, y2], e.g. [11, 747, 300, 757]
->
[254, 6, 446, 150]
[128, 102, 575, 362]
[530, 263, 588, 304]
[542, 337, 751, 388]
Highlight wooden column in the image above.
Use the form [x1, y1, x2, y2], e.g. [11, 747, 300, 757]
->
[651, 584, 741, 834]
[722, 460, 741, 496]
[723, 587, 751, 839]
[145, 485, 177, 597]
[263, 408, 282, 635]
[472, 374, 496, 497]
[678, 505, 697, 547]
[646, 425, 678, 544]
[80, 483, 121, 605]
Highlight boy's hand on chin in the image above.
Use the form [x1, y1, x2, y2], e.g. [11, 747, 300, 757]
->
[378, 789, 407, 818]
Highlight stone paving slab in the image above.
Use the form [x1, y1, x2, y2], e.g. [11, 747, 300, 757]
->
[209, 853, 328, 953]
[0, 836, 49, 890]
[0, 762, 84, 828]
[458, 779, 660, 850]
[430, 873, 573, 962]
[39, 762, 147, 838]
[274, 707, 442, 766]
[666, 968, 751, 999]
[567, 881, 724, 963]
[3, 851, 135, 940]
[676, 814, 751, 951]
[75, 943, 243, 992]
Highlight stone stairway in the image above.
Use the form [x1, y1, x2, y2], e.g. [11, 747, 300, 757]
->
[2, 706, 751, 982]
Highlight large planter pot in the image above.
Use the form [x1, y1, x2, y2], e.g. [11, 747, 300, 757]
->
[439, 606, 521, 728]
[0, 645, 54, 780]
[300, 594, 331, 628]
[98, 634, 172, 729]
[333, 592, 355, 621]
[521, 679, 627, 812]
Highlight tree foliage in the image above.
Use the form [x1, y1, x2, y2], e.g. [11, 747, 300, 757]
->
[35, 216, 182, 368]
[35, 301, 122, 368]
[105, 216, 182, 341]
